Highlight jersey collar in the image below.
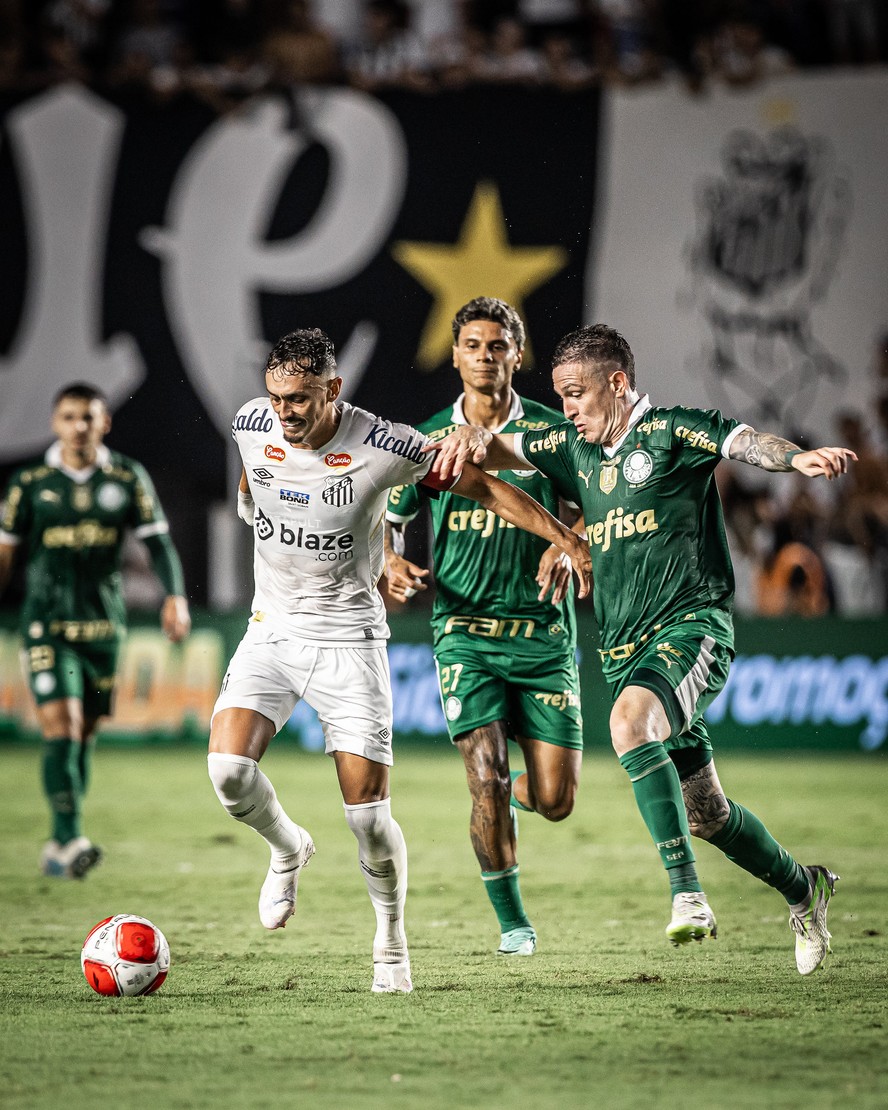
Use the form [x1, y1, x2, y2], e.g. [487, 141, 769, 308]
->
[46, 441, 112, 482]
[452, 389, 524, 433]
[602, 394, 652, 458]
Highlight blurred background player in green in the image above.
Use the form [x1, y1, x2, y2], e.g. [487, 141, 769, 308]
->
[432, 323, 857, 975]
[0, 383, 191, 878]
[384, 298, 585, 957]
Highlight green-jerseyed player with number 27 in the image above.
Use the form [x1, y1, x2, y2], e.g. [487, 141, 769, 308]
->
[385, 298, 585, 958]
[432, 323, 857, 975]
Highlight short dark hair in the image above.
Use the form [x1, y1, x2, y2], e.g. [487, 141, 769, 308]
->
[53, 382, 108, 408]
[265, 329, 337, 379]
[451, 297, 526, 350]
[552, 324, 635, 389]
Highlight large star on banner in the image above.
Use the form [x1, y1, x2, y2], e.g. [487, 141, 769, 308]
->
[392, 181, 568, 370]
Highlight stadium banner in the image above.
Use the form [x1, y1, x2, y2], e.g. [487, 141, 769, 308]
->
[593, 71, 888, 444]
[1, 613, 886, 753]
[0, 82, 599, 483]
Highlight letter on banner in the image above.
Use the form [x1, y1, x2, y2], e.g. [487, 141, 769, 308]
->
[143, 89, 407, 437]
[0, 86, 144, 459]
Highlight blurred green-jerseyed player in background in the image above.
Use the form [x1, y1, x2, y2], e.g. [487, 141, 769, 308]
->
[0, 383, 191, 879]
[385, 298, 586, 957]
[432, 322, 858, 975]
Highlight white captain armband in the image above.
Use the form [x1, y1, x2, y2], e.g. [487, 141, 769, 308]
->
[237, 487, 255, 525]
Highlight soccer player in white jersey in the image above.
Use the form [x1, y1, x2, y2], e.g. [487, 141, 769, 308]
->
[207, 329, 592, 994]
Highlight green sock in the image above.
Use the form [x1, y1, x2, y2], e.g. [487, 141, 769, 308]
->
[708, 800, 809, 904]
[619, 742, 701, 892]
[667, 863, 700, 897]
[481, 865, 531, 932]
[41, 738, 83, 845]
[77, 739, 94, 796]
[509, 770, 534, 813]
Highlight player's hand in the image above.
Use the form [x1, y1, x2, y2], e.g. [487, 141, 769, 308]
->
[791, 447, 858, 480]
[536, 545, 572, 604]
[425, 426, 492, 482]
[558, 532, 592, 599]
[161, 595, 191, 642]
[385, 553, 429, 602]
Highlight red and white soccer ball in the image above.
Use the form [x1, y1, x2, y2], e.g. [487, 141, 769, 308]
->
[81, 914, 170, 997]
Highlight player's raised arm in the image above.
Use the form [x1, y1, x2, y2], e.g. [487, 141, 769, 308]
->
[428, 428, 527, 481]
[727, 428, 857, 479]
[445, 462, 591, 598]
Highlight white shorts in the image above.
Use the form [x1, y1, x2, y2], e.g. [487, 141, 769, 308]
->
[212, 623, 394, 765]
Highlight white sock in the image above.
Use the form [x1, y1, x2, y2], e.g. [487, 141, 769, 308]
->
[208, 753, 307, 870]
[343, 798, 408, 962]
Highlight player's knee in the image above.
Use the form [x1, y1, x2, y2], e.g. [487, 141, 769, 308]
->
[207, 752, 257, 806]
[533, 787, 576, 822]
[609, 717, 638, 758]
[460, 740, 510, 803]
[344, 798, 402, 856]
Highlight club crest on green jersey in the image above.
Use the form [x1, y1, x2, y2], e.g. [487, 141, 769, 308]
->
[444, 696, 462, 721]
[623, 450, 653, 485]
[96, 482, 126, 511]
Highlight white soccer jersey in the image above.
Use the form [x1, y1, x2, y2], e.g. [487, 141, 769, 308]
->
[232, 398, 434, 645]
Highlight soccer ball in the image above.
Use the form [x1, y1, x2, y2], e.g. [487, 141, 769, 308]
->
[81, 914, 170, 996]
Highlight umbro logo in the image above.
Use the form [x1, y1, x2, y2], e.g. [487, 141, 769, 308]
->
[252, 467, 274, 479]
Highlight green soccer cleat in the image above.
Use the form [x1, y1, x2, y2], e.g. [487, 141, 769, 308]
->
[666, 892, 717, 946]
[789, 865, 839, 975]
[497, 925, 536, 956]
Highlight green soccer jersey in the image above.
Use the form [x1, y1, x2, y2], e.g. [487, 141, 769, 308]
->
[518, 399, 745, 652]
[1, 443, 171, 642]
[386, 394, 577, 654]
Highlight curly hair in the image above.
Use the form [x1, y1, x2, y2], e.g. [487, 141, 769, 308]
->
[265, 329, 337, 380]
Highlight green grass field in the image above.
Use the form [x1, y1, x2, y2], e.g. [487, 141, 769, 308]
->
[1, 745, 886, 1110]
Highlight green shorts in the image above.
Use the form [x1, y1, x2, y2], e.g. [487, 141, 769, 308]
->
[604, 611, 733, 755]
[435, 641, 583, 749]
[24, 636, 120, 718]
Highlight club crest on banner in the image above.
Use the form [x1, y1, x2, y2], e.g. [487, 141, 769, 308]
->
[687, 126, 851, 430]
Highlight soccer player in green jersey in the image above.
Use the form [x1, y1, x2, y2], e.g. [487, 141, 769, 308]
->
[0, 383, 191, 879]
[384, 298, 585, 957]
[432, 323, 857, 975]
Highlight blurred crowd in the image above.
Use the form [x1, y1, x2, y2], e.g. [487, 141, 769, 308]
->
[720, 333, 888, 616]
[1, 0, 887, 107]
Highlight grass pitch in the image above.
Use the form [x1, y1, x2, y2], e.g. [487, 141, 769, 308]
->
[1, 744, 886, 1110]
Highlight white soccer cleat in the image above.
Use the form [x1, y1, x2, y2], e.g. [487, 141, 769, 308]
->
[371, 959, 413, 994]
[258, 833, 315, 930]
[40, 836, 102, 879]
[666, 891, 717, 946]
[790, 865, 839, 975]
[497, 926, 536, 956]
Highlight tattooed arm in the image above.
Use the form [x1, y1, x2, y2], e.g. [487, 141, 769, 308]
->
[728, 428, 857, 480]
